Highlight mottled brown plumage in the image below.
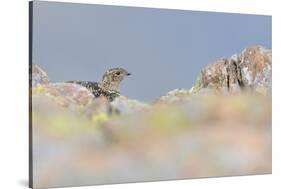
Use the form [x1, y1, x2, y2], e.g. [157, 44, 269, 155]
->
[66, 68, 131, 101]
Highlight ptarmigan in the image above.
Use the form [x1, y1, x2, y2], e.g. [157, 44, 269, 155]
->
[66, 68, 131, 101]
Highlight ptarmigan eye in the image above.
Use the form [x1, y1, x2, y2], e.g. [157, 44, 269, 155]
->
[116, 72, 121, 75]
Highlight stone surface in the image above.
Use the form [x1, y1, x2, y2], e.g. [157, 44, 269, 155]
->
[33, 82, 96, 114]
[196, 46, 272, 95]
[155, 46, 271, 104]
[31, 64, 148, 117]
[33, 83, 148, 118]
[239, 46, 272, 95]
[154, 88, 192, 104]
[111, 96, 150, 114]
[31, 63, 49, 87]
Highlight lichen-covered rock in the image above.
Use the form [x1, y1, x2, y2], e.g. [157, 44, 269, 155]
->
[33, 82, 149, 121]
[32, 82, 98, 115]
[239, 46, 272, 95]
[194, 46, 272, 95]
[154, 88, 192, 104]
[200, 58, 230, 93]
[156, 46, 271, 104]
[111, 96, 150, 114]
[31, 64, 49, 87]
[45, 83, 95, 112]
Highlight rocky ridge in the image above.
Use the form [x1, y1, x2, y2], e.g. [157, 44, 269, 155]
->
[156, 46, 271, 104]
[32, 46, 271, 112]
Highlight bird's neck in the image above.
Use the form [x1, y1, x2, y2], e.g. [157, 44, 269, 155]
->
[100, 80, 120, 92]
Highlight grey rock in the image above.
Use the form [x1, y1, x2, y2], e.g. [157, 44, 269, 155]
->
[31, 64, 49, 87]
[111, 96, 150, 114]
[195, 46, 272, 95]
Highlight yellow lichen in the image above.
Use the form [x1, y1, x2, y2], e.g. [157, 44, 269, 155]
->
[91, 112, 109, 125]
[32, 85, 46, 95]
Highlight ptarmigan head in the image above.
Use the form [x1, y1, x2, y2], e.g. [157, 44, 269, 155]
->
[101, 68, 131, 91]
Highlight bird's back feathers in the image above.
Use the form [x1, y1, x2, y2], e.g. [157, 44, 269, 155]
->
[66, 80, 120, 101]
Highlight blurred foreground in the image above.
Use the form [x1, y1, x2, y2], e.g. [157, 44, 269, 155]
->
[32, 94, 271, 188]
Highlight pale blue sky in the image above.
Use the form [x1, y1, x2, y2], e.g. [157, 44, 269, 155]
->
[33, 1, 272, 101]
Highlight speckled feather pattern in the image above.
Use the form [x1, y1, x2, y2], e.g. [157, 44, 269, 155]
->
[66, 68, 130, 101]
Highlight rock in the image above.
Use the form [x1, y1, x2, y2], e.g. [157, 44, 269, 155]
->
[44, 83, 95, 107]
[31, 65, 95, 109]
[31, 64, 112, 117]
[32, 82, 98, 115]
[111, 96, 150, 114]
[154, 88, 192, 104]
[33, 82, 148, 121]
[30, 63, 148, 117]
[200, 58, 230, 93]
[31, 64, 49, 87]
[155, 46, 271, 104]
[239, 46, 272, 95]
[31, 46, 271, 117]
[194, 46, 271, 95]
[33, 83, 115, 127]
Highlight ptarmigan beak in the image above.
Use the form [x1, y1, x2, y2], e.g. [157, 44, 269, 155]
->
[127, 73, 131, 76]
